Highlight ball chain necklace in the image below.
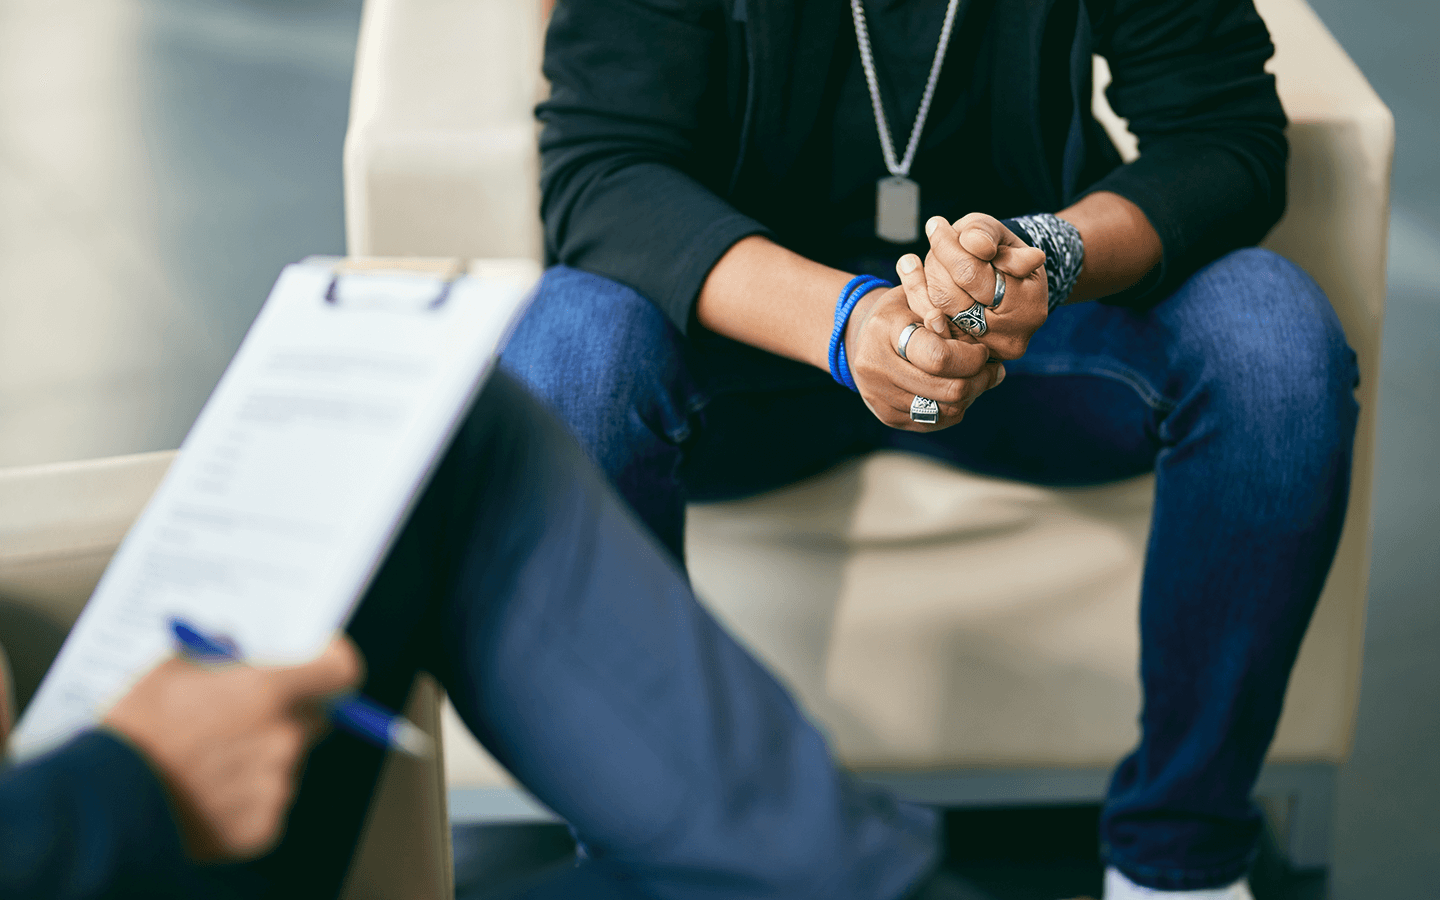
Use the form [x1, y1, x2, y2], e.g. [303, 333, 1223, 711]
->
[849, 0, 961, 243]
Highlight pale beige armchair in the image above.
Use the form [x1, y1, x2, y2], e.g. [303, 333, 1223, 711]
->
[343, 0, 1391, 882]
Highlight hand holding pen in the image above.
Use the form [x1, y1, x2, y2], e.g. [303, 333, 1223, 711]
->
[103, 631, 365, 860]
[168, 618, 433, 758]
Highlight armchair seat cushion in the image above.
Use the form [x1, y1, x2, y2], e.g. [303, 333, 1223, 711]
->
[687, 453, 1152, 770]
[686, 445, 1363, 772]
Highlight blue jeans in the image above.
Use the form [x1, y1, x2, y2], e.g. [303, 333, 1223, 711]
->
[204, 371, 935, 900]
[501, 248, 1360, 891]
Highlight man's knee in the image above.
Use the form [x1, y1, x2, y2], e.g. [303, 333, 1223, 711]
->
[1169, 249, 1360, 491]
[500, 266, 693, 450]
[1176, 249, 1358, 419]
[502, 266, 683, 404]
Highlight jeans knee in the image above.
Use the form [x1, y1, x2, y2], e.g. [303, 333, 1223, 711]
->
[1180, 249, 1357, 416]
[501, 266, 694, 446]
[1166, 249, 1359, 491]
[504, 267, 676, 388]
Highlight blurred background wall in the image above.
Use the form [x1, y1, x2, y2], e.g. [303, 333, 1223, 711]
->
[0, 0, 360, 466]
[0, 0, 1433, 895]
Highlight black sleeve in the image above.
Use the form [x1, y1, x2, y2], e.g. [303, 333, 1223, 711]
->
[1085, 0, 1289, 307]
[536, 0, 772, 333]
[0, 731, 197, 899]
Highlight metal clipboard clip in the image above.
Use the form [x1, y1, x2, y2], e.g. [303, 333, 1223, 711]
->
[324, 257, 464, 311]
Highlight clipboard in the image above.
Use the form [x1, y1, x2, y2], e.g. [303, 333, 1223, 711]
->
[9, 257, 538, 761]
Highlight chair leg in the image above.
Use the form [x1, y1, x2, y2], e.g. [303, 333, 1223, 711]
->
[341, 675, 453, 900]
[1256, 762, 1337, 871]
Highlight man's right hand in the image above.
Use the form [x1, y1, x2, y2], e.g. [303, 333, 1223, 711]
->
[103, 636, 363, 861]
[695, 235, 1005, 431]
[843, 263, 1005, 432]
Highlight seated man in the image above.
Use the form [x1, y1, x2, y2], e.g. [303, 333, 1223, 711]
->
[501, 0, 1360, 897]
[0, 373, 951, 900]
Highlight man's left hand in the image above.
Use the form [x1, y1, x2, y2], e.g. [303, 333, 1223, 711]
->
[906, 214, 1048, 361]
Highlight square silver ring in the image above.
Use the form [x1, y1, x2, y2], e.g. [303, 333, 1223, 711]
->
[910, 395, 939, 424]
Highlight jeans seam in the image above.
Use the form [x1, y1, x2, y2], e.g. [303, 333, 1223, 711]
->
[664, 391, 712, 445]
[1015, 356, 1177, 413]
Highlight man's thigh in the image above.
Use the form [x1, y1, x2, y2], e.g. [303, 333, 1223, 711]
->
[887, 300, 1166, 486]
[681, 327, 887, 502]
[686, 302, 1161, 499]
[505, 266, 880, 503]
[889, 246, 1352, 488]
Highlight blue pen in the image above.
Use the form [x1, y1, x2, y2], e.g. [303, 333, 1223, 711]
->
[169, 617, 433, 758]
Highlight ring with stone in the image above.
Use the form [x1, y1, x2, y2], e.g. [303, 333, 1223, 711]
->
[990, 266, 1006, 310]
[951, 301, 988, 338]
[910, 395, 939, 424]
[897, 322, 922, 361]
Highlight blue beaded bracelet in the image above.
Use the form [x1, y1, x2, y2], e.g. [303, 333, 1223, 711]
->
[828, 275, 892, 392]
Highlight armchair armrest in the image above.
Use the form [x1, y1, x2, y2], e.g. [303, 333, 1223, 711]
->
[0, 452, 175, 626]
[1091, 0, 1391, 761]
[1255, 0, 1390, 760]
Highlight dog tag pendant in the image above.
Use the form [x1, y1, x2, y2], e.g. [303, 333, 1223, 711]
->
[876, 175, 920, 243]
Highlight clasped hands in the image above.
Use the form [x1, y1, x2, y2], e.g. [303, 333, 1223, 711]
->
[843, 213, 1049, 430]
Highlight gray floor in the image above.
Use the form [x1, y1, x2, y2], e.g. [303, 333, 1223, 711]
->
[1, 0, 1435, 896]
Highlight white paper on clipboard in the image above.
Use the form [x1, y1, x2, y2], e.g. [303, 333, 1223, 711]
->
[9, 257, 538, 761]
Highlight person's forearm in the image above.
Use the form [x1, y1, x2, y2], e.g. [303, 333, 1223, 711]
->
[1056, 191, 1162, 303]
[695, 236, 859, 370]
[0, 732, 193, 899]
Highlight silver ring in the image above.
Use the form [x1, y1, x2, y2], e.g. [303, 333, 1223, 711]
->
[897, 322, 922, 361]
[990, 267, 1006, 310]
[910, 395, 939, 424]
[951, 301, 988, 337]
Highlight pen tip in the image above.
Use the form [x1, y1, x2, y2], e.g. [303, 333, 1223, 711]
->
[392, 721, 435, 758]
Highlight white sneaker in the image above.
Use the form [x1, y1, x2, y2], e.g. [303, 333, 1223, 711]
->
[1102, 867, 1254, 900]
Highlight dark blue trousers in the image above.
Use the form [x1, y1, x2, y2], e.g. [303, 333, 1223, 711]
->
[499, 248, 1360, 891]
[212, 371, 936, 900]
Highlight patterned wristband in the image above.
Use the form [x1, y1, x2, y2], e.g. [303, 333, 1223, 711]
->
[1002, 213, 1085, 311]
